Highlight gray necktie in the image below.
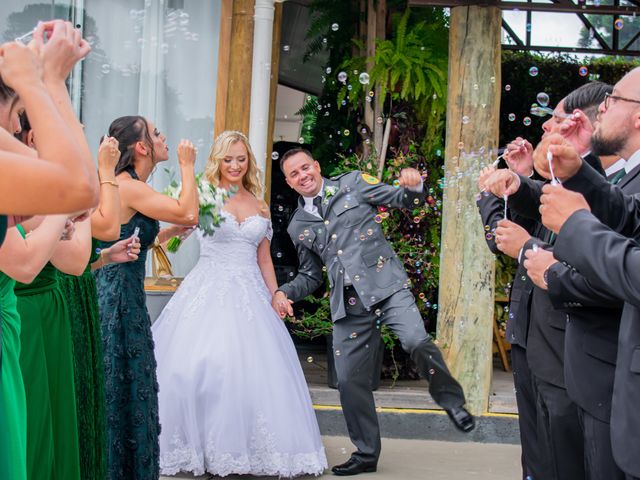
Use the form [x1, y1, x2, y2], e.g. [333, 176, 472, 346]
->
[312, 195, 324, 217]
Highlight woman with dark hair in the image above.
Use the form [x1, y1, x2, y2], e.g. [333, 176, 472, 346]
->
[94, 114, 198, 479]
[0, 22, 99, 216]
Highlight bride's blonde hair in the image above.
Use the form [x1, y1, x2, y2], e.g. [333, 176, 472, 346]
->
[204, 130, 263, 197]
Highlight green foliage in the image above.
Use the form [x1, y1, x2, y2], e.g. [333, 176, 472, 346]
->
[500, 51, 639, 147]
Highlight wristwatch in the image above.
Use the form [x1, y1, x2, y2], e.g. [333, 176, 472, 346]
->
[543, 267, 550, 287]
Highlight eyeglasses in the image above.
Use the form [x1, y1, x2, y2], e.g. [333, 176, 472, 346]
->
[604, 92, 640, 110]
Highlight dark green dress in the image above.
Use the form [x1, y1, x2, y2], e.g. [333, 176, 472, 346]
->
[0, 221, 27, 480]
[58, 239, 107, 480]
[95, 194, 160, 479]
[16, 262, 81, 480]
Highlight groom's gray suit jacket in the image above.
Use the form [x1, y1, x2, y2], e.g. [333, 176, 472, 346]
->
[278, 171, 426, 321]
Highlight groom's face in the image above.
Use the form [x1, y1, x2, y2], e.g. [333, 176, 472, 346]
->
[283, 152, 323, 197]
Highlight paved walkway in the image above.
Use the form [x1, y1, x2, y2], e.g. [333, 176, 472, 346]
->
[160, 435, 521, 480]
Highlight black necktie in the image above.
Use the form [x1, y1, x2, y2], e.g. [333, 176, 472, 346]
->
[312, 195, 324, 217]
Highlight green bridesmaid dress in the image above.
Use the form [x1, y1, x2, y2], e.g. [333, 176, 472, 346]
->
[16, 260, 81, 480]
[58, 239, 107, 480]
[0, 220, 27, 480]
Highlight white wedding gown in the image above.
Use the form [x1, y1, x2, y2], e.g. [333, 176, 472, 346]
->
[152, 211, 327, 477]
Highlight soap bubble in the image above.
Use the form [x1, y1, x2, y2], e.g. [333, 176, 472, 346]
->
[343, 129, 350, 136]
[462, 115, 470, 125]
[614, 18, 624, 30]
[282, 45, 290, 52]
[337, 71, 347, 83]
[536, 92, 550, 107]
[326, 67, 332, 74]
[528, 66, 539, 76]
[508, 113, 516, 121]
[307, 356, 314, 363]
[271, 151, 279, 160]
[358, 72, 370, 85]
[331, 23, 339, 31]
[523, 117, 532, 126]
[505, 84, 511, 91]
[298, 137, 304, 144]
[579, 66, 588, 77]
[101, 64, 111, 74]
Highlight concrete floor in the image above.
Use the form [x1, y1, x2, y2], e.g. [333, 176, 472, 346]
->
[160, 435, 522, 480]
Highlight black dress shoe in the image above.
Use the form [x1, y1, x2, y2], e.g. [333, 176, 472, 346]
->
[332, 456, 377, 476]
[446, 406, 476, 432]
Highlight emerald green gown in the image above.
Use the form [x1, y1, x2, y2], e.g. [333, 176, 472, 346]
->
[0, 221, 27, 480]
[16, 261, 81, 480]
[58, 240, 107, 480]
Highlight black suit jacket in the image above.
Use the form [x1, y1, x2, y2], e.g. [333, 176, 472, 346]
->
[555, 160, 640, 476]
[476, 193, 537, 348]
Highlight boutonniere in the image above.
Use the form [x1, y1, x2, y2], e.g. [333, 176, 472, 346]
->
[322, 186, 338, 205]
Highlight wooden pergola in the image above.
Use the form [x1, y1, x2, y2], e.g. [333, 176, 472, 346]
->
[214, 0, 639, 415]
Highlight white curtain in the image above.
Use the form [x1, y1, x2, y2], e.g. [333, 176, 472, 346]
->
[80, 0, 221, 276]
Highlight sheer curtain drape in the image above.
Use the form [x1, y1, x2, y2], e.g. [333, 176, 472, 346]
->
[81, 0, 221, 276]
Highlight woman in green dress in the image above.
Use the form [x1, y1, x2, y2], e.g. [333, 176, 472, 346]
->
[0, 216, 71, 480]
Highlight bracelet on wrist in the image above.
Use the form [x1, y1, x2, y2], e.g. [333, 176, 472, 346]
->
[100, 180, 119, 188]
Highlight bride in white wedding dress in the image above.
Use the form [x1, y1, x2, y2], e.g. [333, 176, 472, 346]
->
[152, 131, 327, 477]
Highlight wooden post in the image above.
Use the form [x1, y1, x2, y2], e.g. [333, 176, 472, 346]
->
[364, 0, 376, 132]
[223, 0, 255, 135]
[436, 5, 502, 415]
[264, 2, 283, 204]
[214, 0, 233, 138]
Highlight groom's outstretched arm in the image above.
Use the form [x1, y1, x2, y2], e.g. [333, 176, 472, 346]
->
[277, 230, 324, 303]
[353, 169, 426, 210]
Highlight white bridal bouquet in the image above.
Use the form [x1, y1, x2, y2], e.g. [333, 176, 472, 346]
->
[163, 173, 236, 252]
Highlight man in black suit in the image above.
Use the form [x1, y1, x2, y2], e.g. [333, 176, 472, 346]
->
[482, 82, 615, 479]
[524, 67, 640, 479]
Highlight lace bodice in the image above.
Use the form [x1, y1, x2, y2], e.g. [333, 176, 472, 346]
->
[197, 210, 272, 269]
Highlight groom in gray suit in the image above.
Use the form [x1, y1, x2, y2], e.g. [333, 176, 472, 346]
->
[273, 149, 473, 476]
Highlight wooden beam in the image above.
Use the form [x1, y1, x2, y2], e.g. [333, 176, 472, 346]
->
[264, 2, 283, 204]
[408, 0, 638, 15]
[225, 0, 255, 134]
[214, 0, 233, 138]
[436, 5, 502, 415]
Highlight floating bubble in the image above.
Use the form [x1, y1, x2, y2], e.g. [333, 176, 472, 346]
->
[349, 332, 358, 339]
[359, 72, 370, 84]
[490, 76, 496, 83]
[331, 23, 339, 31]
[462, 115, 470, 125]
[283, 45, 290, 52]
[473, 83, 478, 90]
[528, 66, 539, 76]
[526, 23, 532, 32]
[341, 99, 347, 106]
[376, 117, 384, 124]
[322, 37, 327, 44]
[335, 349, 341, 356]
[276, 252, 283, 258]
[271, 151, 279, 160]
[523, 117, 532, 126]
[348, 297, 356, 306]
[368, 90, 374, 97]
[536, 92, 550, 107]
[343, 129, 350, 136]
[392, 179, 400, 188]
[579, 66, 588, 77]
[101, 64, 111, 74]
[326, 67, 332, 74]
[307, 356, 314, 363]
[337, 71, 347, 82]
[298, 137, 304, 144]
[374, 214, 383, 223]
[347, 85, 353, 91]
[457, 142, 464, 150]
[505, 84, 511, 91]
[615, 18, 624, 30]
[436, 149, 442, 156]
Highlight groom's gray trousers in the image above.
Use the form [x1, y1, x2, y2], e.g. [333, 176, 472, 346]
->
[333, 285, 466, 463]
